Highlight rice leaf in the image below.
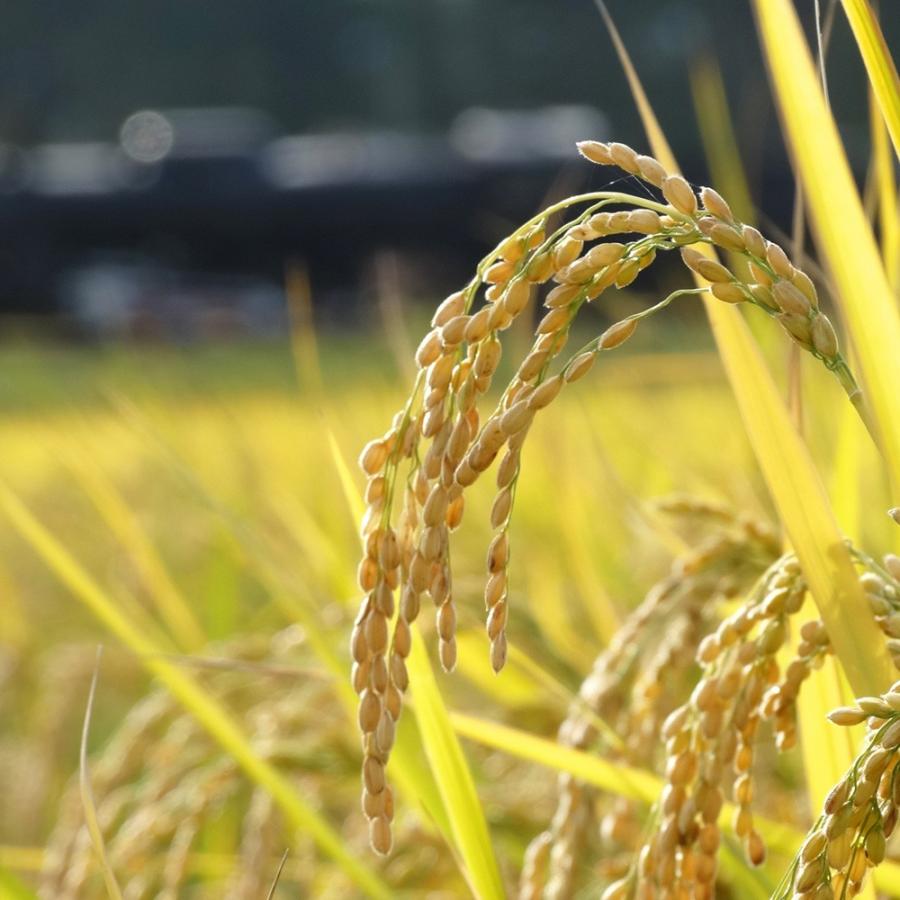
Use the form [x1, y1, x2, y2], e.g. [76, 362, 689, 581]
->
[326, 428, 366, 524]
[798, 400, 871, 879]
[264, 849, 289, 900]
[285, 261, 325, 400]
[390, 718, 455, 845]
[839, 0, 900, 159]
[712, 322, 894, 698]
[449, 712, 900, 893]
[451, 710, 659, 803]
[753, 0, 900, 492]
[407, 631, 505, 900]
[870, 85, 900, 288]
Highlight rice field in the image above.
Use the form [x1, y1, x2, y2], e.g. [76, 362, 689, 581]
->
[0, 313, 888, 898]
[3, 0, 900, 897]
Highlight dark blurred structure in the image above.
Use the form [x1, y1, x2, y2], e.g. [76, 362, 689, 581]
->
[0, 1, 894, 335]
[0, 105, 611, 334]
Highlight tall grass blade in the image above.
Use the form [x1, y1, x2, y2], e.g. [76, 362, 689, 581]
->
[264, 849, 289, 900]
[407, 632, 505, 900]
[801, 403, 872, 884]
[79, 648, 124, 900]
[0, 482, 393, 900]
[451, 711, 658, 803]
[794, 613, 862, 812]
[390, 719, 455, 845]
[753, 0, 900, 492]
[839, 0, 900, 159]
[597, 0, 893, 698]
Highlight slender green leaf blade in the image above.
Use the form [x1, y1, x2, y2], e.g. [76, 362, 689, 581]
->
[407, 633, 505, 900]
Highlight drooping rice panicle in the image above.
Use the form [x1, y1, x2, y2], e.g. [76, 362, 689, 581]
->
[520, 508, 780, 900]
[351, 138, 874, 853]
[773, 680, 900, 899]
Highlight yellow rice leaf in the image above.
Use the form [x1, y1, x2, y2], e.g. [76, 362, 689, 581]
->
[870, 87, 900, 288]
[452, 710, 659, 803]
[389, 718, 455, 845]
[709, 315, 894, 698]
[0, 482, 393, 900]
[326, 428, 366, 524]
[406, 632, 505, 900]
[449, 712, 900, 894]
[839, 0, 900, 160]
[754, 0, 900, 492]
[689, 54, 776, 350]
[798, 400, 870, 824]
[0, 847, 43, 873]
[600, 0, 893, 698]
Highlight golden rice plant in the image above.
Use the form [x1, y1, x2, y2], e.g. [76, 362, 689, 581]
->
[347, 0, 900, 886]
[3, 1, 900, 898]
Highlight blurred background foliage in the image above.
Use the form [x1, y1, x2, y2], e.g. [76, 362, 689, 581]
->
[0, 0, 893, 152]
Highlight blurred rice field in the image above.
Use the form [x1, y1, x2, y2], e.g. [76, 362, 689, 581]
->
[0, 318, 892, 897]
